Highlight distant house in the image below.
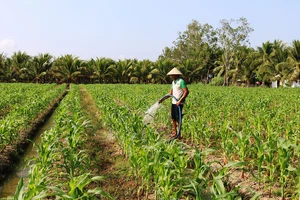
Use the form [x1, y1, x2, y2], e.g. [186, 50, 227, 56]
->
[272, 81, 278, 88]
[272, 80, 300, 88]
[292, 80, 300, 88]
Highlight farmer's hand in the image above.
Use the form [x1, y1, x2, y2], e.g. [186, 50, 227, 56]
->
[176, 98, 182, 106]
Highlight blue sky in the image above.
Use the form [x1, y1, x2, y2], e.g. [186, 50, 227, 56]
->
[0, 0, 299, 61]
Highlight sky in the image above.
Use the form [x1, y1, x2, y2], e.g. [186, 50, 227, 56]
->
[0, 0, 299, 61]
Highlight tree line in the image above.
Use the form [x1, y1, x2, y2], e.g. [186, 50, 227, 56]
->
[0, 17, 299, 86]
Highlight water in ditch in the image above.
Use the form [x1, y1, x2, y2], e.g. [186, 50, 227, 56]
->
[0, 112, 56, 198]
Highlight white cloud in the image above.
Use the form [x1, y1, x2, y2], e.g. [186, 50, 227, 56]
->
[0, 39, 17, 52]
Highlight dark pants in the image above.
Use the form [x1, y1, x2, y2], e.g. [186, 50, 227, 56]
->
[171, 104, 183, 122]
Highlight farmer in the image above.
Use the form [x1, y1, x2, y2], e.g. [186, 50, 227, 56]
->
[158, 67, 189, 138]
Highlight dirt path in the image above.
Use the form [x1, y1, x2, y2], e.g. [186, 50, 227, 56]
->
[79, 87, 144, 199]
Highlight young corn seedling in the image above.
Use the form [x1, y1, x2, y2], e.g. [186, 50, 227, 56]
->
[262, 140, 277, 198]
[251, 132, 266, 187]
[48, 173, 112, 199]
[235, 131, 250, 179]
[209, 161, 245, 200]
[277, 137, 294, 200]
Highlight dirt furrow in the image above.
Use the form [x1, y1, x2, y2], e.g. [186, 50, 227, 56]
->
[79, 87, 144, 199]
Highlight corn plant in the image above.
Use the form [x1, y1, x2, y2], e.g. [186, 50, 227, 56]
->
[13, 178, 48, 200]
[262, 139, 277, 197]
[234, 131, 251, 179]
[292, 158, 300, 199]
[48, 173, 112, 199]
[277, 137, 294, 200]
[209, 162, 245, 199]
[183, 148, 215, 199]
[251, 131, 266, 186]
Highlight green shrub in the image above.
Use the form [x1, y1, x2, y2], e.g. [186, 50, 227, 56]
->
[209, 76, 224, 86]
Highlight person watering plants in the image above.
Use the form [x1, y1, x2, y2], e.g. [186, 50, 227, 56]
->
[158, 67, 189, 138]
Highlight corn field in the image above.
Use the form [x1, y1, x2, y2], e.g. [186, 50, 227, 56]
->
[0, 83, 299, 199]
[85, 84, 299, 199]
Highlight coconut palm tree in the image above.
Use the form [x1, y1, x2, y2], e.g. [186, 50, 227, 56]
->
[255, 41, 275, 85]
[240, 49, 261, 86]
[130, 59, 154, 84]
[0, 53, 7, 82]
[287, 40, 300, 81]
[74, 59, 89, 84]
[152, 59, 177, 84]
[29, 53, 54, 83]
[89, 57, 115, 83]
[228, 46, 253, 85]
[177, 59, 201, 83]
[266, 42, 290, 86]
[77, 59, 94, 84]
[213, 52, 226, 81]
[52, 54, 82, 84]
[0, 57, 15, 82]
[10, 51, 32, 82]
[113, 59, 135, 83]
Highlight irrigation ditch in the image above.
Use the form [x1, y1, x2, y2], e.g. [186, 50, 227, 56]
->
[0, 111, 56, 197]
[0, 89, 68, 198]
[0, 86, 144, 199]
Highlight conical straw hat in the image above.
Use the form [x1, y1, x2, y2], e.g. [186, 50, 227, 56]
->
[167, 67, 183, 76]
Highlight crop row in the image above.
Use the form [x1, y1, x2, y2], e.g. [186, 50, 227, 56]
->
[0, 84, 66, 152]
[12, 85, 111, 199]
